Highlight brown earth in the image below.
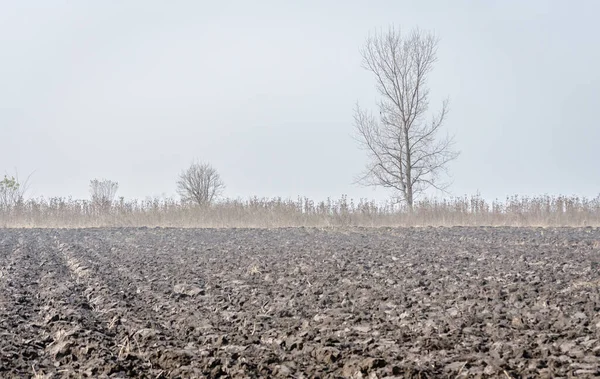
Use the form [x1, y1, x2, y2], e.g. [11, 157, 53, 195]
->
[1, 227, 600, 378]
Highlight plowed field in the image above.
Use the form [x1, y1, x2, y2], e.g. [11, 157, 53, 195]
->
[1, 227, 600, 378]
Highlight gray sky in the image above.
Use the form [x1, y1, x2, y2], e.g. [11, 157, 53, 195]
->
[2, 0, 599, 203]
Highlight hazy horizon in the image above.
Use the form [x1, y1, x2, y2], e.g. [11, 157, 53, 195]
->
[2, 1, 599, 204]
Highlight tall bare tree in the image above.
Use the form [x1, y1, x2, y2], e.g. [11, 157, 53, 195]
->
[354, 26, 459, 211]
[89, 179, 119, 209]
[177, 161, 225, 206]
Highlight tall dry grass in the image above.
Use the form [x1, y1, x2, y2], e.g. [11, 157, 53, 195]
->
[1, 194, 600, 228]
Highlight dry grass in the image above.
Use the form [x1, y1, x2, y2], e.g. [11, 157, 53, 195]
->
[31, 365, 50, 379]
[1, 194, 600, 228]
[248, 264, 262, 275]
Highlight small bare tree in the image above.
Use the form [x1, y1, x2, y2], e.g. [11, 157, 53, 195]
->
[0, 175, 24, 209]
[177, 161, 225, 206]
[89, 179, 119, 209]
[0, 171, 32, 210]
[354, 26, 459, 211]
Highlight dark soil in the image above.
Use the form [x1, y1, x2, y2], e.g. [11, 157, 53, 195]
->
[1, 227, 600, 378]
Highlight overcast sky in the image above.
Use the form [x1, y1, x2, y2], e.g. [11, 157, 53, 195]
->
[1, 1, 599, 203]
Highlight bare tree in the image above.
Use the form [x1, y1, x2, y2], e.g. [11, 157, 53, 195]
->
[177, 161, 225, 206]
[354, 26, 459, 211]
[89, 179, 119, 209]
